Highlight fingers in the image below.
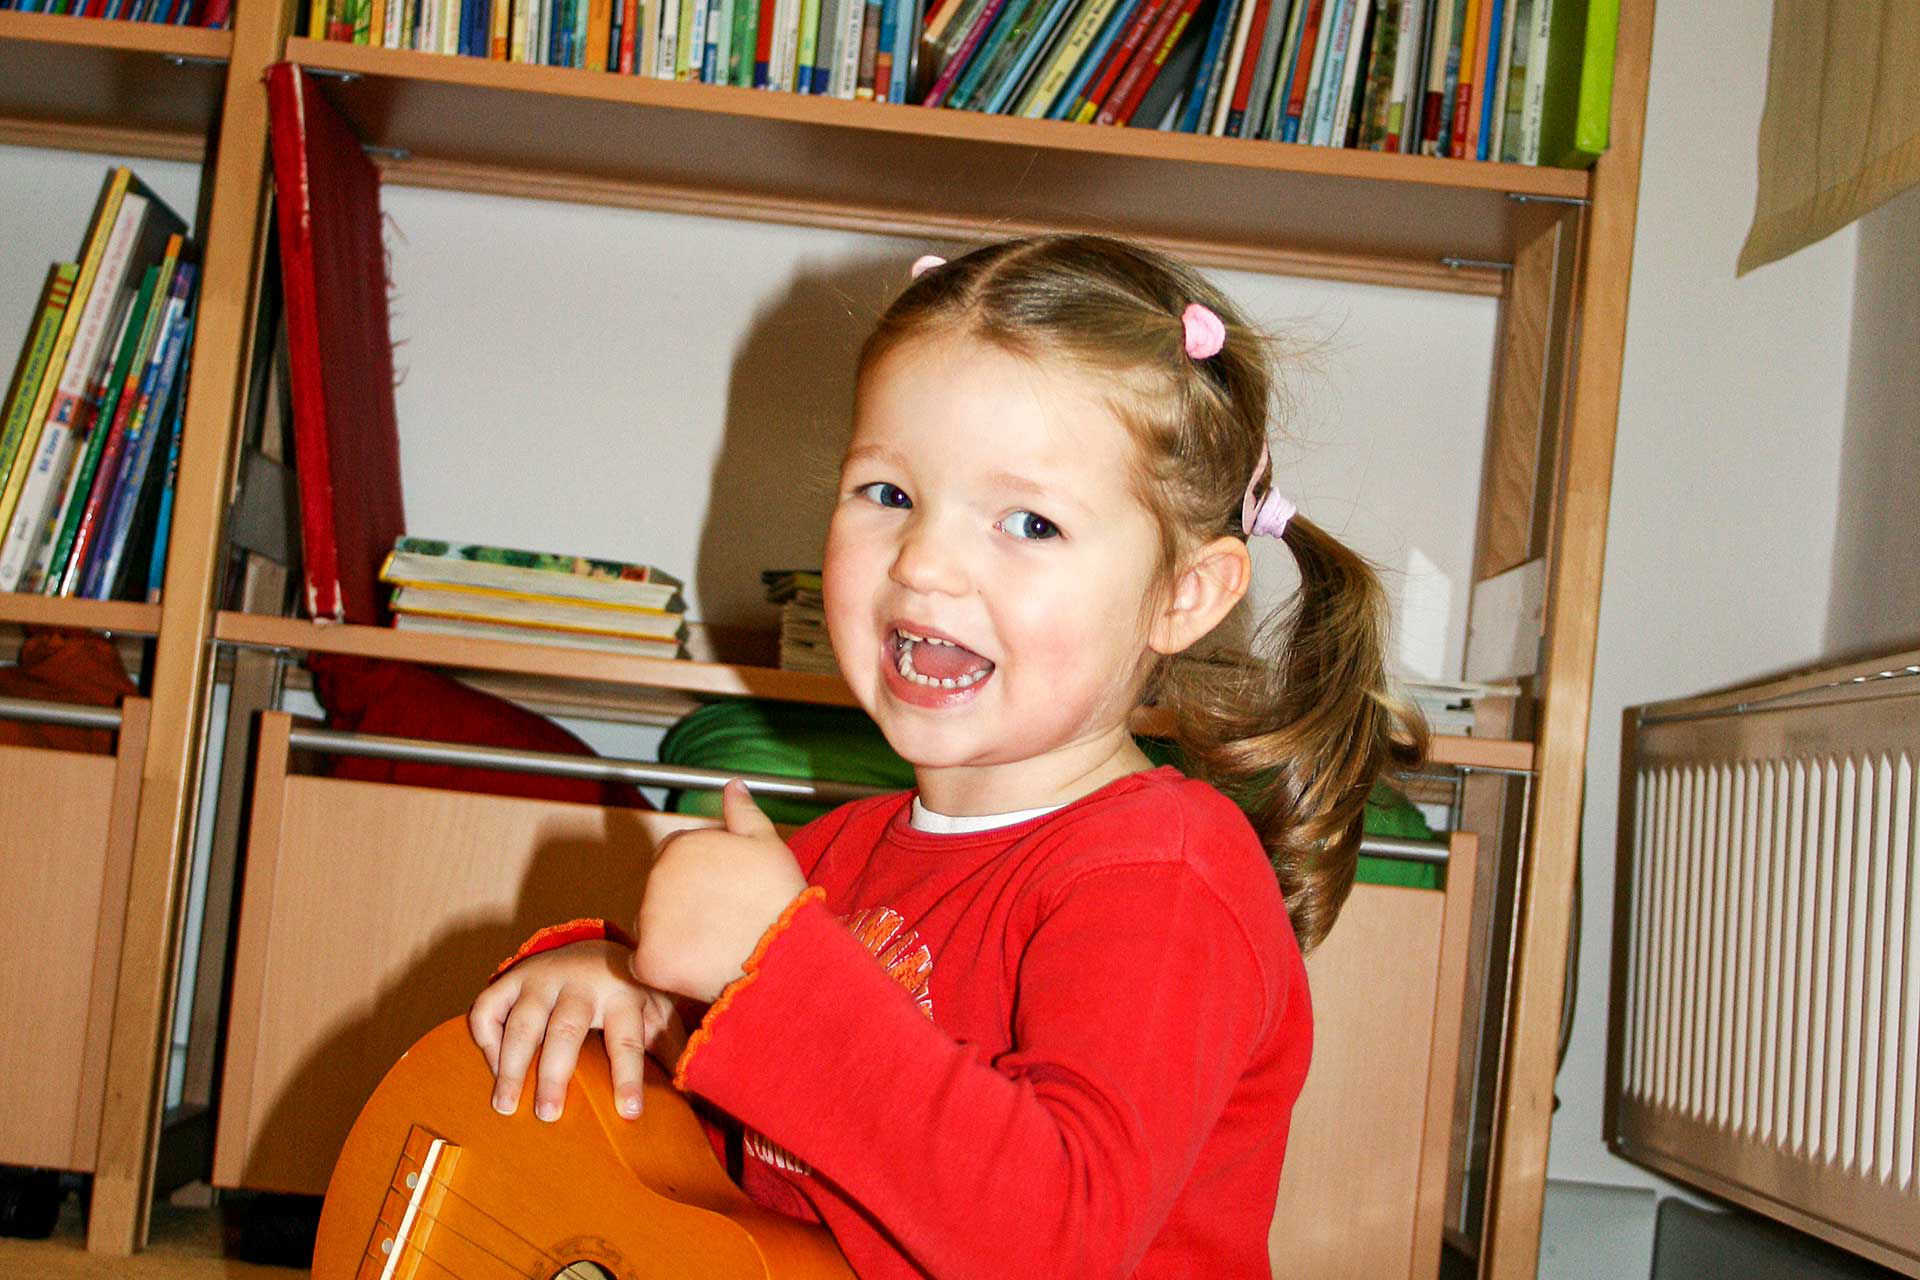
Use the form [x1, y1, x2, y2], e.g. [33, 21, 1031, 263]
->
[491, 993, 551, 1116]
[720, 778, 777, 839]
[530, 987, 595, 1122]
[467, 976, 518, 1077]
[603, 1001, 648, 1119]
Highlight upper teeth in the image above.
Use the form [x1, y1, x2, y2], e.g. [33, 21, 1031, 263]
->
[898, 628, 954, 647]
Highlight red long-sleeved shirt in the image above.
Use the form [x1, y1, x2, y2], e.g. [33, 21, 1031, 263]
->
[674, 766, 1311, 1278]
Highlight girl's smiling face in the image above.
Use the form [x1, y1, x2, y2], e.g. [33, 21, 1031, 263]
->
[823, 331, 1169, 815]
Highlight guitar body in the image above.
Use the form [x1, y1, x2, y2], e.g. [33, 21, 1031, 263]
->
[313, 1017, 853, 1280]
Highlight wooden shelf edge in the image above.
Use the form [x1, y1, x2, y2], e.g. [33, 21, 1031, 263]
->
[0, 114, 206, 162]
[0, 593, 164, 635]
[1427, 734, 1532, 772]
[0, 10, 231, 59]
[213, 612, 864, 706]
[285, 37, 1592, 201]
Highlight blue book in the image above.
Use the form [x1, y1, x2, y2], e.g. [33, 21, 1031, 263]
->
[143, 328, 192, 602]
[1308, 0, 1355, 145]
[888, 0, 919, 101]
[950, 0, 1031, 109]
[84, 270, 195, 600]
[1263, 0, 1311, 138]
[1050, 0, 1140, 119]
[1178, 0, 1241, 131]
[874, 0, 899, 100]
[983, 0, 1076, 114]
[1475, 0, 1505, 160]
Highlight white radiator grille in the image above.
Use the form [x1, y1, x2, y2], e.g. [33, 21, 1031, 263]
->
[1610, 666, 1920, 1276]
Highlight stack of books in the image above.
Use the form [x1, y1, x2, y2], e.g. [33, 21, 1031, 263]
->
[1404, 677, 1518, 736]
[301, 0, 1614, 167]
[381, 537, 689, 659]
[763, 568, 838, 674]
[0, 0, 233, 24]
[0, 167, 199, 604]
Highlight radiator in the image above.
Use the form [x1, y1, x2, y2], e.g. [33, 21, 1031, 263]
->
[1608, 651, 1920, 1277]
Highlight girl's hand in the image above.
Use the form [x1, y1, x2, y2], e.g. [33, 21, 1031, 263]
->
[633, 780, 809, 1003]
[468, 938, 679, 1122]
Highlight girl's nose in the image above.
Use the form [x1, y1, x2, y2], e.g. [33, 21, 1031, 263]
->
[888, 519, 969, 597]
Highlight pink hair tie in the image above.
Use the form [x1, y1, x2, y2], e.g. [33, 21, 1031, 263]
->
[1182, 303, 1226, 360]
[910, 254, 947, 280]
[1241, 443, 1296, 539]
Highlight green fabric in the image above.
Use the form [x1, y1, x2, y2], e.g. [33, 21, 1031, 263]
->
[660, 700, 1441, 888]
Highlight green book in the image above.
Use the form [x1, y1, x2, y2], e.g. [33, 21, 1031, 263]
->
[729, 0, 759, 83]
[0, 263, 79, 502]
[1534, 0, 1615, 168]
[44, 264, 167, 597]
[949, 0, 1037, 110]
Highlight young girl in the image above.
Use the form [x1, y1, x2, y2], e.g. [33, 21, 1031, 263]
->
[470, 234, 1424, 1277]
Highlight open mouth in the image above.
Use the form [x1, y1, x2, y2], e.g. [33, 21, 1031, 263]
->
[890, 627, 996, 690]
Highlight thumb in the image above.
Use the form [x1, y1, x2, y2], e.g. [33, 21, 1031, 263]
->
[721, 779, 777, 838]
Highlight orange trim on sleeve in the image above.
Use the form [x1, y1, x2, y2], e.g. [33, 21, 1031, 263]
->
[673, 886, 827, 1090]
[490, 917, 638, 983]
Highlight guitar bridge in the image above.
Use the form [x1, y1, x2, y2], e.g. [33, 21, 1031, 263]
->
[356, 1126, 462, 1280]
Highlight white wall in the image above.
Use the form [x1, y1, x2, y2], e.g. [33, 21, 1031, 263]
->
[1545, 0, 1865, 1204]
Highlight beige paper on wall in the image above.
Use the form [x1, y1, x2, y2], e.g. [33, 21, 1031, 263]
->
[1737, 0, 1920, 275]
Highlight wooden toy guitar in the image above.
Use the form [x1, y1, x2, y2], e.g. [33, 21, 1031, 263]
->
[313, 1016, 854, 1279]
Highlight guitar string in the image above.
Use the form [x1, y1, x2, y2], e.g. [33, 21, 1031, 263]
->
[389, 1189, 564, 1280]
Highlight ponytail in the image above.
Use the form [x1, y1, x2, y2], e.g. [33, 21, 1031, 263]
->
[1156, 515, 1427, 954]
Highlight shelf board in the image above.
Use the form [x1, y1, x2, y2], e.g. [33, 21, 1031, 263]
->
[0, 12, 231, 161]
[214, 611, 865, 707]
[215, 612, 1530, 773]
[285, 38, 1592, 293]
[0, 591, 163, 635]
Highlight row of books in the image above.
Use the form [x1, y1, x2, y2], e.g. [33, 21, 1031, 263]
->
[303, 0, 1612, 165]
[764, 568, 835, 673]
[381, 536, 691, 659]
[0, 168, 199, 605]
[0, 0, 233, 25]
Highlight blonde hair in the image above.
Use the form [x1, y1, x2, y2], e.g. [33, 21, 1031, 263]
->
[860, 234, 1426, 953]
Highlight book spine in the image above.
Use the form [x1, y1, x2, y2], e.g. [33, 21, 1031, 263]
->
[830, 0, 861, 94]
[1100, 0, 1194, 124]
[1516, 0, 1547, 162]
[1379, 0, 1419, 147]
[1019, 0, 1115, 117]
[922, 0, 1004, 106]
[1570, 0, 1616, 161]
[950, 0, 1030, 109]
[1204, 0, 1256, 131]
[1073, 0, 1165, 121]
[708, 0, 733, 75]
[1444, 0, 1477, 156]
[1326, 0, 1370, 147]
[889, 0, 918, 100]
[1297, 0, 1344, 143]
[1217, 0, 1271, 134]
[0, 265, 77, 501]
[1418, 0, 1455, 153]
[1483, 0, 1513, 158]
[1172, 0, 1231, 128]
[1277, 0, 1323, 140]
[1465, 0, 1496, 156]
[1043, 0, 1131, 118]
[144, 382, 186, 602]
[1256, 0, 1306, 137]
[854, 0, 883, 93]
[1240, 0, 1292, 137]
[986, 0, 1075, 113]
[84, 275, 194, 601]
[795, 0, 821, 87]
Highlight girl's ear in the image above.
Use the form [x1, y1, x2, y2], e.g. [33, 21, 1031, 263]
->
[1148, 536, 1252, 656]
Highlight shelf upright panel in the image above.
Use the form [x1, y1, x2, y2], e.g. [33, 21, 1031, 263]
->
[85, 0, 295, 1255]
[1478, 0, 1657, 1275]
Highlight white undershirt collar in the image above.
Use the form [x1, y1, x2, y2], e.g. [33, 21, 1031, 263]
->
[909, 797, 1066, 833]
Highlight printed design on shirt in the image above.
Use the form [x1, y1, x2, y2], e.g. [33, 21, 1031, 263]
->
[744, 903, 935, 1178]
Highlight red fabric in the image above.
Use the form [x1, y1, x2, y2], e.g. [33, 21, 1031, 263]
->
[676, 767, 1310, 1279]
[267, 62, 405, 626]
[0, 629, 137, 753]
[308, 654, 651, 809]
[491, 916, 637, 982]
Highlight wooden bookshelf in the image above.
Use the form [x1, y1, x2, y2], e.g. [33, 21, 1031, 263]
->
[283, 35, 1588, 294]
[0, 592, 162, 636]
[0, 12, 231, 160]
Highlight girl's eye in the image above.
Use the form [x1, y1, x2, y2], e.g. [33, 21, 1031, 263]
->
[1000, 510, 1061, 541]
[855, 482, 912, 509]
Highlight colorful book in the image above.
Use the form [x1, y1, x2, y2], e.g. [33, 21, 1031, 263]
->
[1071, 0, 1168, 121]
[1325, 0, 1372, 147]
[1181, 0, 1240, 131]
[1534, 0, 1611, 167]
[1277, 0, 1324, 139]
[922, 0, 1007, 106]
[380, 536, 685, 609]
[1237, 0, 1292, 138]
[37, 264, 161, 595]
[0, 264, 78, 504]
[1045, 0, 1138, 119]
[143, 320, 193, 602]
[949, 0, 1038, 110]
[393, 612, 685, 660]
[982, 0, 1080, 114]
[1099, 0, 1203, 125]
[266, 64, 406, 625]
[388, 583, 686, 642]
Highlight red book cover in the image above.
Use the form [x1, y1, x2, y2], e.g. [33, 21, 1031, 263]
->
[1283, 0, 1326, 129]
[1098, 0, 1200, 124]
[1105, 0, 1203, 124]
[266, 63, 405, 626]
[1072, 0, 1166, 119]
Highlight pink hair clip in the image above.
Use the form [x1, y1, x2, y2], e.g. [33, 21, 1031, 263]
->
[1182, 303, 1226, 360]
[1241, 443, 1296, 539]
[910, 254, 947, 280]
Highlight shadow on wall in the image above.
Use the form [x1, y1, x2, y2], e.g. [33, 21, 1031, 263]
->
[1827, 180, 1920, 658]
[690, 244, 966, 640]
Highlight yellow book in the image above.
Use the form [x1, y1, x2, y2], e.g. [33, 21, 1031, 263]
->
[1018, 0, 1121, 117]
[587, 0, 613, 66]
[0, 169, 129, 549]
[389, 585, 686, 642]
[310, 0, 329, 36]
[369, 0, 387, 43]
[491, 0, 512, 57]
[380, 574, 681, 619]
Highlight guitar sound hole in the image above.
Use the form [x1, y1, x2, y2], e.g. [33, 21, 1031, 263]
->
[553, 1264, 613, 1280]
